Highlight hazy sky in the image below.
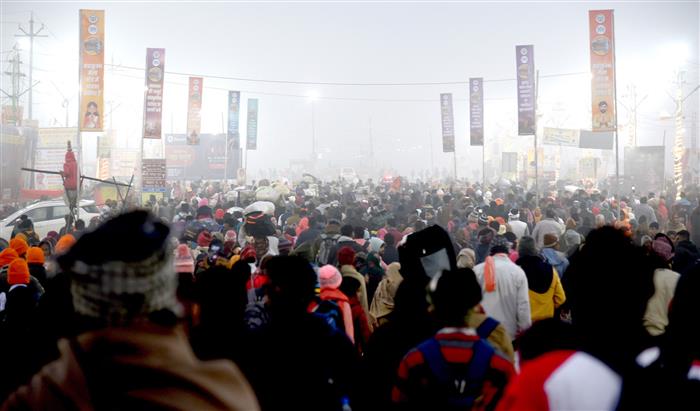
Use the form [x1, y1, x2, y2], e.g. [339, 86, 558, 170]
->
[2, 0, 699, 179]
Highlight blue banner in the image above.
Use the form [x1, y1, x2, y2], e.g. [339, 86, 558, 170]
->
[227, 91, 240, 149]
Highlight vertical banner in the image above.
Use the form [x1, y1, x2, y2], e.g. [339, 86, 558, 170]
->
[246, 98, 259, 150]
[186, 77, 203, 145]
[469, 78, 484, 146]
[516, 45, 536, 135]
[440, 93, 455, 153]
[589, 10, 616, 132]
[143, 48, 165, 139]
[79, 9, 105, 131]
[227, 91, 241, 149]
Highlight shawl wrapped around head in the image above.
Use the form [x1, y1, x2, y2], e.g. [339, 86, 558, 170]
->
[369, 262, 403, 321]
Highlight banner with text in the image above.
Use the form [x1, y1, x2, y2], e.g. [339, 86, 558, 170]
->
[142, 158, 167, 192]
[143, 48, 165, 139]
[246, 98, 259, 150]
[516, 45, 536, 135]
[79, 9, 105, 132]
[542, 127, 580, 147]
[589, 9, 616, 132]
[227, 91, 241, 150]
[469, 78, 484, 146]
[186, 77, 203, 145]
[440, 93, 455, 152]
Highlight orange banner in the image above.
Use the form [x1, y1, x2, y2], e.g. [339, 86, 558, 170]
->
[79, 9, 105, 131]
[589, 9, 616, 132]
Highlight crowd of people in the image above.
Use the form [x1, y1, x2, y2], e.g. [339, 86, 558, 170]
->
[0, 176, 699, 410]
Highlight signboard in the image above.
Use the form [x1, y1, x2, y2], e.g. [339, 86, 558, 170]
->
[246, 98, 258, 150]
[78, 9, 105, 131]
[34, 148, 80, 190]
[542, 127, 580, 147]
[579, 157, 600, 179]
[111, 148, 139, 179]
[143, 48, 165, 139]
[165, 133, 231, 180]
[516, 45, 536, 135]
[37, 127, 78, 148]
[579, 130, 614, 150]
[1, 105, 23, 126]
[142, 158, 166, 191]
[186, 77, 203, 145]
[589, 10, 616, 132]
[624, 146, 664, 193]
[469, 78, 484, 146]
[0, 125, 28, 201]
[440, 93, 455, 152]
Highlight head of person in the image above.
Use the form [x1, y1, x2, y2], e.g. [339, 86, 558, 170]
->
[56, 210, 176, 329]
[430, 268, 482, 328]
[543, 233, 560, 250]
[340, 224, 353, 238]
[518, 236, 539, 257]
[75, 219, 86, 231]
[456, 248, 476, 269]
[337, 246, 356, 267]
[26, 247, 45, 266]
[504, 232, 517, 251]
[265, 256, 317, 315]
[369, 237, 386, 255]
[384, 233, 396, 248]
[677, 230, 691, 243]
[9, 237, 28, 258]
[490, 235, 510, 256]
[545, 207, 556, 219]
[353, 226, 365, 240]
[648, 222, 660, 236]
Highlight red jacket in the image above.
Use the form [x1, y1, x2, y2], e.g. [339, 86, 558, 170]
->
[63, 150, 78, 190]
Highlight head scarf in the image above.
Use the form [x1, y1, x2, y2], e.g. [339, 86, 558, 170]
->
[369, 262, 403, 320]
[368, 237, 385, 253]
[457, 248, 476, 269]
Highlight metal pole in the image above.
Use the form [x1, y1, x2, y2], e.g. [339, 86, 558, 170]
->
[453, 150, 458, 181]
[482, 145, 486, 188]
[222, 111, 228, 181]
[534, 70, 540, 206]
[311, 100, 316, 169]
[612, 11, 621, 219]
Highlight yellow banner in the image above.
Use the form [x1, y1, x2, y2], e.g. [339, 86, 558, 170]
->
[79, 9, 105, 131]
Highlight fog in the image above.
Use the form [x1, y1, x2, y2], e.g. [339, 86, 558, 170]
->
[1, 1, 699, 182]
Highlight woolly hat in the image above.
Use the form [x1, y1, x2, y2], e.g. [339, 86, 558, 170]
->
[174, 244, 194, 274]
[8, 258, 30, 285]
[224, 230, 237, 243]
[543, 233, 559, 248]
[508, 209, 520, 220]
[196, 205, 213, 219]
[197, 231, 213, 247]
[56, 210, 177, 326]
[0, 248, 19, 267]
[198, 198, 209, 207]
[338, 246, 356, 266]
[55, 234, 76, 255]
[26, 247, 45, 265]
[478, 213, 489, 226]
[563, 230, 582, 247]
[9, 237, 28, 257]
[490, 235, 510, 252]
[318, 265, 342, 290]
[652, 238, 673, 261]
[214, 208, 225, 220]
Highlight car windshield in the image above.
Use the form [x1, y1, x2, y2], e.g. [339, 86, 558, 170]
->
[81, 204, 99, 214]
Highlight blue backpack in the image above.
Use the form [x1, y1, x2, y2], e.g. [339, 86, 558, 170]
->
[310, 299, 345, 333]
[417, 337, 495, 410]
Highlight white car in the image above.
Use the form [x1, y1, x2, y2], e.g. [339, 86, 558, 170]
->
[0, 200, 101, 240]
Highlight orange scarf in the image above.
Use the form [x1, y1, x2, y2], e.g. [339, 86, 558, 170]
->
[484, 253, 507, 292]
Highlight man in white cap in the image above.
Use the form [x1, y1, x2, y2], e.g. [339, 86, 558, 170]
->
[508, 208, 530, 240]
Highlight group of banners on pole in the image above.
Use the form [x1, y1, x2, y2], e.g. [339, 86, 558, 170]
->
[143, 48, 165, 139]
[187, 77, 203, 145]
[589, 9, 616, 132]
[78, 9, 105, 132]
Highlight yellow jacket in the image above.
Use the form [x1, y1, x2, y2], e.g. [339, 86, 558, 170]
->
[528, 270, 566, 322]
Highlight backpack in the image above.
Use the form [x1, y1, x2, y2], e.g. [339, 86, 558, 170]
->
[417, 337, 495, 410]
[309, 298, 345, 333]
[316, 234, 340, 266]
[476, 317, 500, 340]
